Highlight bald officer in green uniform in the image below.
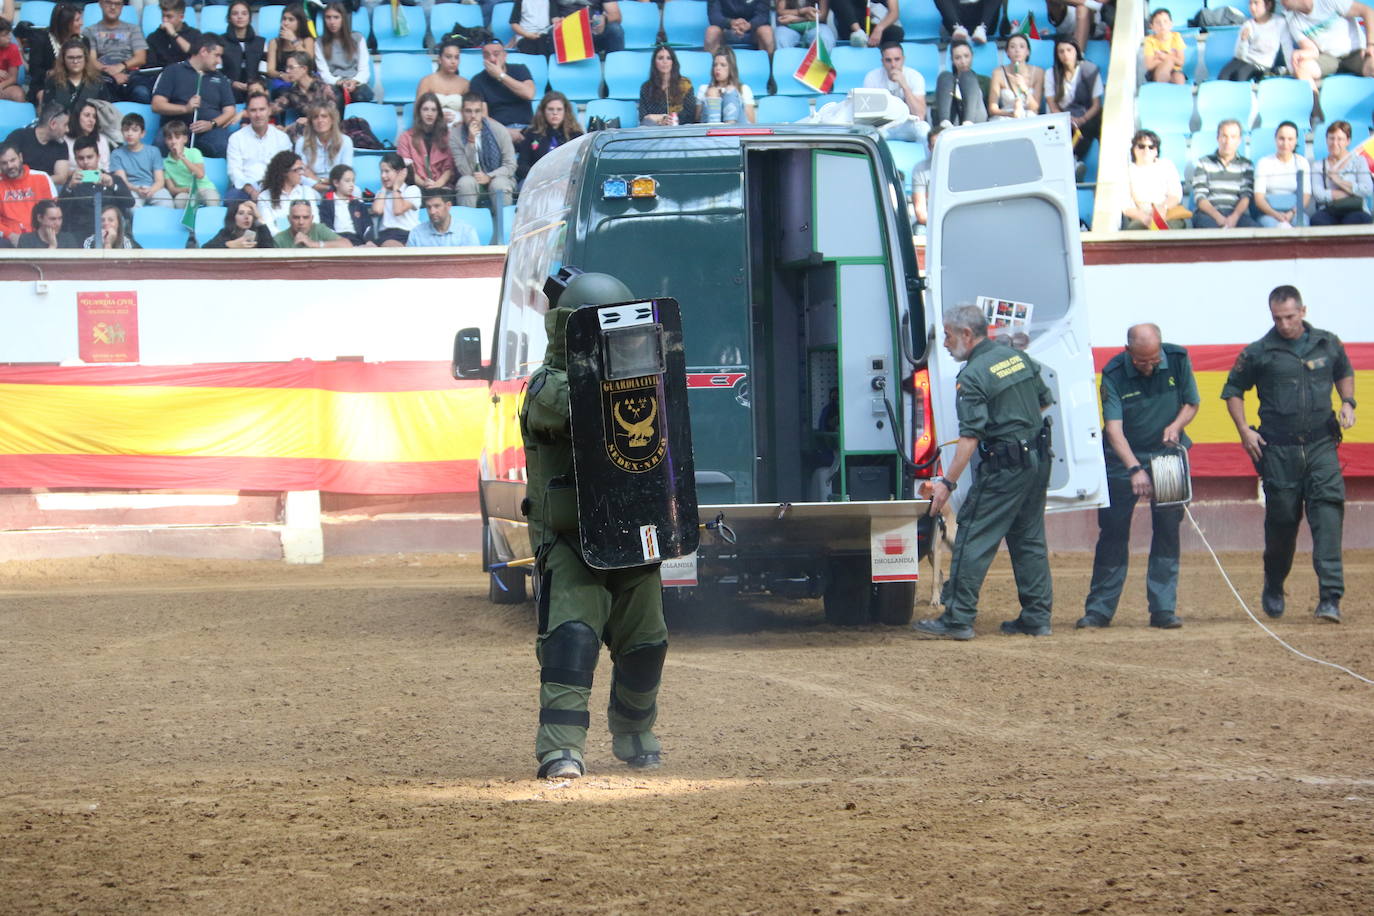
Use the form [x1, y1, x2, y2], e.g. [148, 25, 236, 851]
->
[1078, 323, 1199, 630]
[1221, 285, 1356, 623]
[914, 304, 1056, 641]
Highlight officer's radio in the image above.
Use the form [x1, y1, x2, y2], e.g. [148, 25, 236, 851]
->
[565, 298, 699, 569]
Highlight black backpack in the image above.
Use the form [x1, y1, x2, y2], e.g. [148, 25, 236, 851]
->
[441, 25, 496, 48]
[342, 116, 386, 150]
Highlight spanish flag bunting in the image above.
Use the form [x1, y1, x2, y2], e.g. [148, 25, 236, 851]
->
[553, 7, 594, 64]
[794, 34, 836, 93]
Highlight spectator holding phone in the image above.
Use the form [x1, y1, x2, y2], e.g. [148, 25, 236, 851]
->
[59, 135, 134, 241]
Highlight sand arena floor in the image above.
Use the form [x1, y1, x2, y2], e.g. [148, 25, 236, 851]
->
[1, 549, 1372, 914]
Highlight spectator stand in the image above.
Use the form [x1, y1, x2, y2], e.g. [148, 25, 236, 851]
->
[379, 53, 436, 103]
[199, 6, 229, 36]
[345, 101, 401, 149]
[351, 156, 383, 195]
[257, 6, 285, 39]
[429, 4, 483, 46]
[0, 100, 35, 135]
[490, 2, 515, 45]
[372, 6, 429, 53]
[16, 2, 58, 28]
[584, 97, 639, 126]
[114, 101, 161, 142]
[756, 94, 810, 123]
[1319, 76, 1374, 134]
[897, 0, 942, 43]
[1255, 77, 1314, 131]
[194, 205, 228, 245]
[133, 206, 189, 249]
[830, 46, 879, 93]
[548, 57, 605, 105]
[603, 51, 647, 100]
[770, 48, 817, 96]
[451, 204, 493, 245]
[661, 1, 709, 49]
[618, 2, 663, 50]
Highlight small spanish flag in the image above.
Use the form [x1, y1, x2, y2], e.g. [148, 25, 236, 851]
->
[793, 34, 836, 93]
[1148, 204, 1170, 231]
[553, 7, 595, 64]
[1356, 133, 1374, 172]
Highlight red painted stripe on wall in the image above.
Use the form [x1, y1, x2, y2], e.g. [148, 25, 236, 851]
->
[0, 360, 484, 394]
[1092, 343, 1374, 373]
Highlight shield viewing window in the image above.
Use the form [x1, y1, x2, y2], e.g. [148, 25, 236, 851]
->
[603, 324, 666, 380]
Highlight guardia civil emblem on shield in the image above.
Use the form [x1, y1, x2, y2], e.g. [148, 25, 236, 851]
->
[602, 375, 667, 473]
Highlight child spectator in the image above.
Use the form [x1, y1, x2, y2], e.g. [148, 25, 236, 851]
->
[1122, 129, 1190, 229]
[517, 91, 583, 183]
[221, 1, 266, 104]
[257, 149, 319, 234]
[315, 2, 372, 108]
[639, 46, 700, 126]
[111, 113, 173, 207]
[295, 103, 353, 194]
[1310, 120, 1374, 225]
[399, 93, 456, 191]
[0, 17, 27, 103]
[407, 187, 480, 247]
[265, 4, 315, 89]
[17, 199, 78, 248]
[59, 135, 134, 241]
[1253, 120, 1311, 227]
[83, 0, 147, 101]
[1143, 9, 1187, 84]
[1218, 0, 1284, 80]
[65, 99, 113, 170]
[162, 120, 222, 209]
[371, 151, 420, 247]
[4, 103, 73, 185]
[25, 2, 87, 105]
[201, 198, 275, 248]
[320, 163, 375, 245]
[273, 198, 351, 248]
[83, 202, 140, 248]
[697, 48, 757, 125]
[0, 141, 59, 244]
[1191, 119, 1257, 228]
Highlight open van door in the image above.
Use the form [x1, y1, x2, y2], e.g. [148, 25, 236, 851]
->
[925, 115, 1107, 513]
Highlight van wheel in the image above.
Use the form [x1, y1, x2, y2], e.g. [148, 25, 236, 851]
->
[489, 565, 528, 604]
[871, 582, 916, 626]
[823, 559, 872, 626]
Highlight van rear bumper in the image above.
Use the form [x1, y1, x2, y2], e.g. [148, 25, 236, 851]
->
[699, 500, 932, 556]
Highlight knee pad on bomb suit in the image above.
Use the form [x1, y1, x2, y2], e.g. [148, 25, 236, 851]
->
[540, 620, 600, 693]
[608, 641, 667, 728]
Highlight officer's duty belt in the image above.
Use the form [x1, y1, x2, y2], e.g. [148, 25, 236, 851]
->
[1260, 418, 1340, 446]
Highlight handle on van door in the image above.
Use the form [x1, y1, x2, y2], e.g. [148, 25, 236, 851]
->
[453, 328, 487, 380]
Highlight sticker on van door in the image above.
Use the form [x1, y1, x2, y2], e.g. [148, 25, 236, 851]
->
[870, 518, 920, 583]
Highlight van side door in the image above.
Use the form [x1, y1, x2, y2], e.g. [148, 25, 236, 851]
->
[925, 115, 1107, 513]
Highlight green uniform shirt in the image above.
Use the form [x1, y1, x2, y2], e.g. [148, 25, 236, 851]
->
[1100, 342, 1200, 477]
[955, 338, 1054, 442]
[1219, 322, 1353, 436]
[272, 222, 343, 247]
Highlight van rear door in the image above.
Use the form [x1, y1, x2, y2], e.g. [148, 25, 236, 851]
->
[925, 115, 1107, 513]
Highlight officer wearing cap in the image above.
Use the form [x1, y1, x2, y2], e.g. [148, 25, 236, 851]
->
[521, 269, 669, 780]
[1222, 285, 1356, 623]
[913, 303, 1056, 641]
[1078, 323, 1199, 630]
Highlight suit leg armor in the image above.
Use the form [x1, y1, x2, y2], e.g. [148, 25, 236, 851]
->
[535, 618, 600, 774]
[608, 641, 667, 763]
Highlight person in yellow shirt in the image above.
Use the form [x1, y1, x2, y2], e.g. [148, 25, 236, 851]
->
[1143, 8, 1187, 83]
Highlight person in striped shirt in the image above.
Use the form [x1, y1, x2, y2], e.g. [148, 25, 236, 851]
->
[1191, 119, 1258, 229]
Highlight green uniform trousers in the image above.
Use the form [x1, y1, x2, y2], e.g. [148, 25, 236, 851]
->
[535, 535, 669, 766]
[1259, 439, 1345, 600]
[940, 451, 1053, 628]
[1084, 474, 1183, 622]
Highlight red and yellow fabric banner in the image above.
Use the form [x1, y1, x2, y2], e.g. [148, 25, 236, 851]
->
[1092, 343, 1374, 477]
[793, 34, 836, 93]
[0, 360, 490, 494]
[553, 7, 594, 64]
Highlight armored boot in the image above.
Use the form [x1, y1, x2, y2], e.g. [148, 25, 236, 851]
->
[607, 641, 667, 769]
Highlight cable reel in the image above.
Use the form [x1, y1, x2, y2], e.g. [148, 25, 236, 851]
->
[1150, 447, 1192, 506]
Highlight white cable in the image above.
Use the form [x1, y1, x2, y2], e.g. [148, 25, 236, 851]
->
[1151, 452, 1190, 505]
[1184, 504, 1374, 687]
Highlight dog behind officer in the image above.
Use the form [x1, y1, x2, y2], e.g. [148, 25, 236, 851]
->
[914, 304, 1056, 641]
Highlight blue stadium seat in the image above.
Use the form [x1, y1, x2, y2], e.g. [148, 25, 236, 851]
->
[1137, 82, 1194, 134]
[603, 50, 649, 99]
[661, 0, 709, 48]
[1188, 129, 1226, 168]
[584, 97, 640, 126]
[85, 1, 137, 25]
[257, 6, 287, 38]
[1027, 39, 1055, 73]
[429, 3, 482, 42]
[351, 155, 382, 194]
[901, 42, 941, 88]
[548, 57, 604, 103]
[816, 92, 846, 108]
[756, 94, 810, 122]
[17, 2, 58, 27]
[885, 139, 926, 192]
[345, 101, 400, 147]
[199, 157, 228, 194]
[1084, 40, 1111, 79]
[141, 4, 166, 33]
[399, 102, 415, 130]
[494, 203, 517, 243]
[1196, 79, 1253, 133]
[132, 206, 189, 248]
[770, 48, 817, 95]
[380, 54, 435, 103]
[1319, 75, 1374, 130]
[372, 6, 427, 52]
[1003, 0, 1038, 32]
[1256, 77, 1313, 128]
[676, 50, 712, 91]
[1076, 184, 1094, 228]
[734, 48, 770, 97]
[1083, 136, 1099, 182]
[0, 100, 35, 135]
[491, 2, 515, 43]
[620, 1, 662, 50]
[194, 205, 227, 243]
[1202, 27, 1242, 81]
[508, 52, 550, 94]
[199, 6, 229, 36]
[1155, 131, 1193, 180]
[452, 205, 494, 244]
[1163, 0, 1208, 30]
[1249, 125, 1304, 161]
[830, 45, 879, 93]
[897, 0, 942, 41]
[458, 48, 485, 80]
[113, 101, 160, 140]
[970, 42, 999, 78]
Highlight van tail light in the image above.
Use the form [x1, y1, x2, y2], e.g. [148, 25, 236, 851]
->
[911, 368, 936, 476]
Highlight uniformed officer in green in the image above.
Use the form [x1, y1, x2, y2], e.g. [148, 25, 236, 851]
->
[914, 304, 1056, 641]
[1079, 323, 1199, 630]
[1221, 285, 1356, 623]
[521, 270, 669, 779]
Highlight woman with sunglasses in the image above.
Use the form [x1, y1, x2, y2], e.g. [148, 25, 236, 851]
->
[256, 150, 320, 235]
[1122, 129, 1189, 229]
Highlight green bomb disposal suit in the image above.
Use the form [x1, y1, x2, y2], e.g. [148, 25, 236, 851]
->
[939, 338, 1056, 629]
[1220, 322, 1353, 604]
[520, 304, 668, 779]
